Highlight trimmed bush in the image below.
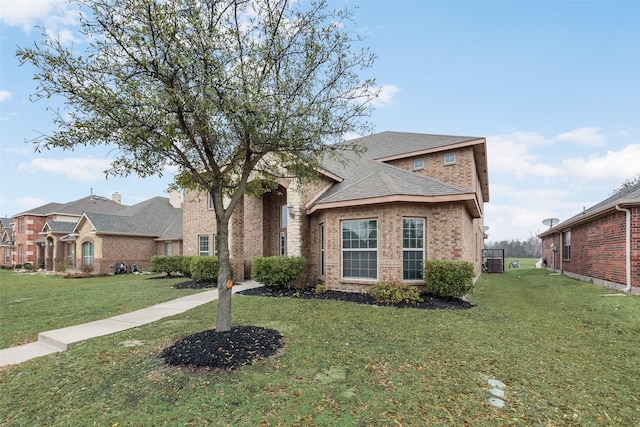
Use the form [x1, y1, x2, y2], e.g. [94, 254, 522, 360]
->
[150, 255, 189, 276]
[251, 256, 305, 288]
[23, 262, 34, 270]
[423, 259, 475, 297]
[368, 282, 423, 304]
[181, 256, 195, 277]
[190, 256, 219, 282]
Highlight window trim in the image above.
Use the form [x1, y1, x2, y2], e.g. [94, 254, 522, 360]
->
[82, 241, 93, 266]
[198, 234, 210, 256]
[563, 230, 571, 260]
[413, 158, 424, 170]
[341, 218, 378, 280]
[444, 152, 456, 165]
[402, 218, 425, 281]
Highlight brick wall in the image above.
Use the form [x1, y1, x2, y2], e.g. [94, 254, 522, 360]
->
[11, 215, 48, 266]
[541, 206, 640, 289]
[306, 202, 479, 291]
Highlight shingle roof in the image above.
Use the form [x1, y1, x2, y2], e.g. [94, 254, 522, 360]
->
[539, 181, 640, 236]
[15, 195, 124, 217]
[78, 197, 182, 239]
[314, 132, 484, 206]
[44, 221, 76, 233]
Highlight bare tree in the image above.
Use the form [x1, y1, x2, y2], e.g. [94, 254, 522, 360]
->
[18, 0, 378, 331]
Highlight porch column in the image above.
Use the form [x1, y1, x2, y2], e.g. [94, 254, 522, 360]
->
[287, 181, 302, 257]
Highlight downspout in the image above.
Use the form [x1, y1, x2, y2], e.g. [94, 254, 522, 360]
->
[615, 205, 632, 293]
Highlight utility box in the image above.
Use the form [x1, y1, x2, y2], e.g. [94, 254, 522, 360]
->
[482, 249, 505, 273]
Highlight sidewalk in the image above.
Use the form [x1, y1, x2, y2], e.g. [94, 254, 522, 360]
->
[0, 280, 262, 368]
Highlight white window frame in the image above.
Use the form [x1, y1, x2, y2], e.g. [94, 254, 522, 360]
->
[280, 205, 288, 228]
[208, 195, 214, 210]
[403, 218, 425, 280]
[66, 242, 74, 265]
[413, 158, 424, 170]
[198, 234, 209, 256]
[563, 231, 571, 260]
[341, 219, 377, 280]
[82, 242, 93, 266]
[165, 242, 173, 256]
[444, 152, 456, 165]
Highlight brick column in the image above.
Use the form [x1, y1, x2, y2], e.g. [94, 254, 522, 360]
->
[287, 181, 302, 257]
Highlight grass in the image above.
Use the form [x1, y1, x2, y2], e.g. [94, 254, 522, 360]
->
[1, 263, 639, 426]
[0, 269, 199, 348]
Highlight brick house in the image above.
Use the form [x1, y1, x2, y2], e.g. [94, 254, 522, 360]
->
[0, 217, 14, 268]
[68, 193, 183, 274]
[5, 195, 125, 269]
[4, 192, 182, 274]
[539, 182, 640, 293]
[183, 131, 489, 291]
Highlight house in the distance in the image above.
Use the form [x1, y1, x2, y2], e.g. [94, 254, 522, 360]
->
[0, 217, 14, 268]
[6, 194, 125, 269]
[539, 182, 640, 293]
[3, 192, 182, 274]
[183, 131, 489, 291]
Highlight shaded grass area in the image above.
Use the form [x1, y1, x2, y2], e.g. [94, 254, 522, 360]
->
[0, 270, 199, 348]
[1, 267, 639, 425]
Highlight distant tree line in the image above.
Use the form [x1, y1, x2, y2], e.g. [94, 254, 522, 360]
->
[485, 231, 542, 258]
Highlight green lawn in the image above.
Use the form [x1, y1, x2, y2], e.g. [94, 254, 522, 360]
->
[0, 270, 199, 348]
[1, 265, 639, 426]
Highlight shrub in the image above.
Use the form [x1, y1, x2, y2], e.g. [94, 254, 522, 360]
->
[23, 262, 34, 270]
[15, 264, 22, 269]
[251, 256, 305, 288]
[150, 255, 186, 276]
[368, 282, 423, 304]
[181, 256, 194, 277]
[314, 284, 327, 295]
[56, 260, 70, 272]
[423, 259, 475, 297]
[190, 256, 219, 282]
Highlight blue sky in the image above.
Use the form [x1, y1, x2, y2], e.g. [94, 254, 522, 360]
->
[1, 0, 639, 242]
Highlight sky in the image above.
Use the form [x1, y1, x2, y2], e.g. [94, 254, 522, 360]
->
[1, 0, 639, 242]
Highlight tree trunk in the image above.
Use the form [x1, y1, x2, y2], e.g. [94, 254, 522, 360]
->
[215, 211, 233, 332]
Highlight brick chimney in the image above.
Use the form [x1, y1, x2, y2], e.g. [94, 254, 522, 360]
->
[112, 192, 122, 204]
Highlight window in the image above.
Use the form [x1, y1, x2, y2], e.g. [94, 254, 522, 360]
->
[3, 247, 9, 263]
[319, 223, 325, 277]
[66, 242, 74, 265]
[198, 235, 209, 256]
[342, 219, 377, 280]
[82, 242, 93, 266]
[280, 231, 286, 256]
[563, 231, 571, 260]
[208, 195, 214, 210]
[281, 205, 288, 228]
[165, 242, 173, 256]
[413, 158, 424, 170]
[403, 218, 424, 280]
[214, 235, 218, 256]
[444, 152, 456, 165]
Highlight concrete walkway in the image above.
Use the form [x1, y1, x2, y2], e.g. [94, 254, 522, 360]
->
[0, 280, 262, 368]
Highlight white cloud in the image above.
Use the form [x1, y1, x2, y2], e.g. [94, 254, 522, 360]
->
[14, 197, 49, 212]
[561, 144, 640, 185]
[0, 0, 62, 32]
[487, 132, 558, 178]
[18, 157, 112, 181]
[556, 127, 606, 147]
[370, 84, 399, 108]
[0, 90, 11, 102]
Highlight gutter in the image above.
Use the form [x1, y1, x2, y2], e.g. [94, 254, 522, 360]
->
[615, 205, 632, 293]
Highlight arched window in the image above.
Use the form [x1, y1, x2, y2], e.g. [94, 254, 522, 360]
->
[82, 242, 94, 266]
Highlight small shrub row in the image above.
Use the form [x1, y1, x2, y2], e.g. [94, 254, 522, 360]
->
[251, 256, 305, 288]
[368, 282, 423, 304]
[150, 255, 216, 281]
[423, 259, 475, 297]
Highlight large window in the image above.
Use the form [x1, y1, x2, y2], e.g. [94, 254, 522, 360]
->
[165, 242, 173, 256]
[403, 218, 424, 280]
[66, 242, 74, 265]
[342, 219, 377, 280]
[198, 235, 209, 256]
[563, 231, 571, 260]
[82, 242, 93, 266]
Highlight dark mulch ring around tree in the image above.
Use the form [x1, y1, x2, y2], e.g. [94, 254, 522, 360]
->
[160, 326, 284, 371]
[172, 279, 215, 289]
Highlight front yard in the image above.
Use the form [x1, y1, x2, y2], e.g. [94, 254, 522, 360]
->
[1, 266, 638, 425]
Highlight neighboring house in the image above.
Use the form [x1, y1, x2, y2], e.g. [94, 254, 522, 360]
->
[0, 217, 14, 268]
[58, 192, 183, 274]
[9, 195, 125, 269]
[539, 182, 640, 293]
[183, 131, 489, 291]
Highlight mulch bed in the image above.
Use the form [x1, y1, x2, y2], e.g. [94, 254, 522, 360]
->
[160, 281, 473, 370]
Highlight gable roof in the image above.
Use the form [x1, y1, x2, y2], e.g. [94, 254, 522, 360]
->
[309, 132, 487, 216]
[74, 196, 182, 239]
[14, 195, 124, 217]
[539, 181, 640, 237]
